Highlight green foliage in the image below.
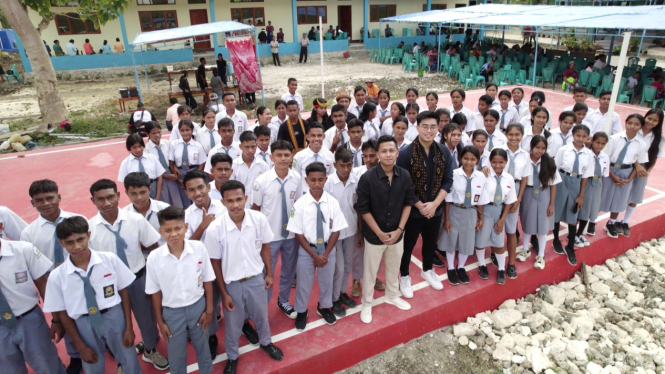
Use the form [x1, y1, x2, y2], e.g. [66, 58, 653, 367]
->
[562, 28, 595, 52]
[0, 10, 10, 29]
[52, 116, 127, 137]
[23, 0, 128, 27]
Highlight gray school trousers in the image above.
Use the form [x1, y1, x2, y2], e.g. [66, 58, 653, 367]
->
[163, 296, 212, 374]
[223, 275, 272, 360]
[208, 281, 222, 337]
[0, 307, 65, 374]
[75, 304, 141, 374]
[333, 235, 356, 301]
[267, 238, 298, 304]
[127, 269, 159, 351]
[295, 246, 337, 313]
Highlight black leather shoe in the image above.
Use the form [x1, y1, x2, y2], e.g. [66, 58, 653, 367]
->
[496, 270, 506, 285]
[332, 300, 346, 317]
[261, 343, 284, 361]
[507, 264, 517, 279]
[565, 244, 578, 266]
[295, 311, 307, 331]
[209, 335, 218, 361]
[66, 358, 82, 374]
[242, 321, 259, 345]
[224, 359, 238, 374]
[339, 293, 357, 308]
[478, 265, 489, 280]
[457, 268, 470, 284]
[447, 269, 459, 285]
[553, 239, 565, 255]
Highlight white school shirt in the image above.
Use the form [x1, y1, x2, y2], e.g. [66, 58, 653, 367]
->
[523, 160, 562, 187]
[145, 240, 215, 308]
[293, 147, 335, 194]
[520, 117, 532, 131]
[323, 173, 358, 239]
[587, 109, 622, 136]
[255, 147, 274, 168]
[448, 105, 474, 125]
[249, 122, 280, 145]
[486, 128, 508, 152]
[0, 239, 53, 315]
[460, 132, 472, 147]
[547, 128, 573, 158]
[203, 210, 274, 283]
[20, 210, 83, 269]
[404, 121, 419, 142]
[204, 142, 242, 173]
[497, 145, 531, 180]
[209, 181, 222, 201]
[602, 132, 649, 166]
[281, 92, 304, 111]
[0, 207, 28, 241]
[563, 104, 592, 121]
[473, 100, 501, 114]
[231, 157, 269, 207]
[590, 152, 611, 179]
[185, 199, 227, 242]
[478, 149, 491, 170]
[196, 125, 221, 155]
[169, 139, 207, 167]
[510, 100, 529, 118]
[377, 105, 390, 120]
[88, 209, 161, 273]
[169, 121, 201, 142]
[364, 119, 381, 141]
[270, 115, 288, 136]
[485, 170, 518, 205]
[251, 168, 302, 240]
[381, 118, 394, 136]
[123, 199, 170, 247]
[145, 140, 172, 173]
[323, 125, 353, 150]
[347, 101, 365, 119]
[473, 112, 486, 135]
[520, 126, 547, 152]
[555, 144, 595, 178]
[636, 128, 665, 161]
[497, 107, 520, 130]
[397, 138, 412, 151]
[352, 165, 370, 179]
[117, 153, 165, 182]
[214, 110, 248, 143]
[287, 191, 348, 244]
[44, 250, 135, 320]
[445, 169, 490, 206]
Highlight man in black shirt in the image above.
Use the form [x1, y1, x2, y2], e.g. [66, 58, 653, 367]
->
[197, 57, 207, 89]
[356, 135, 416, 324]
[277, 100, 308, 152]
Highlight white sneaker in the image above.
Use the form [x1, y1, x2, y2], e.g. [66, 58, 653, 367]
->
[385, 297, 411, 310]
[399, 275, 414, 299]
[579, 236, 590, 247]
[421, 269, 443, 290]
[574, 236, 584, 248]
[516, 249, 531, 262]
[534, 255, 546, 269]
[360, 306, 372, 324]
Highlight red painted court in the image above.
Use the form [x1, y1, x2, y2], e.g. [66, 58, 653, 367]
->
[2, 86, 663, 374]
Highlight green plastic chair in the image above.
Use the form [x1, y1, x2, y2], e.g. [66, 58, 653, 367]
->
[617, 78, 633, 104]
[371, 29, 380, 38]
[526, 67, 542, 86]
[595, 75, 613, 97]
[640, 85, 663, 108]
[541, 68, 555, 89]
[389, 48, 403, 65]
[370, 49, 378, 62]
[382, 48, 393, 64]
[515, 69, 527, 85]
[588, 72, 602, 95]
[578, 70, 591, 87]
[493, 70, 505, 86]
[325, 32, 333, 40]
[405, 55, 419, 73]
[403, 28, 413, 37]
[506, 69, 516, 85]
[458, 68, 470, 88]
[315, 33, 320, 41]
[645, 58, 657, 69]
[6, 64, 21, 84]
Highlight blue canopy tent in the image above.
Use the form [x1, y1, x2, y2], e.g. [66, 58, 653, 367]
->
[129, 20, 265, 105]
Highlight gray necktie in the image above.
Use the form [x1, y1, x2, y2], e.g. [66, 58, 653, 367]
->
[0, 266, 17, 328]
[155, 146, 170, 174]
[500, 110, 507, 130]
[103, 221, 129, 267]
[137, 157, 145, 173]
[181, 143, 189, 166]
[339, 129, 346, 148]
[464, 176, 472, 208]
[314, 153, 319, 162]
[277, 178, 289, 239]
[611, 137, 631, 174]
[477, 155, 484, 171]
[75, 265, 102, 334]
[209, 131, 215, 150]
[591, 156, 601, 186]
[352, 150, 359, 167]
[489, 135, 494, 150]
[560, 133, 568, 146]
[315, 202, 325, 254]
[222, 146, 229, 155]
[533, 162, 541, 200]
[514, 105, 520, 117]
[260, 152, 267, 162]
[50, 217, 64, 266]
[507, 151, 515, 177]
[494, 175, 503, 205]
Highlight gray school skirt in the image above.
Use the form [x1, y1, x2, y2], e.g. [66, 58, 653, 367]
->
[628, 174, 649, 205]
[475, 203, 505, 248]
[578, 177, 602, 221]
[505, 182, 521, 234]
[600, 167, 634, 213]
[520, 186, 554, 235]
[554, 172, 582, 225]
[439, 204, 478, 256]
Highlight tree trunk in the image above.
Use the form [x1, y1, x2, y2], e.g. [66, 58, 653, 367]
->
[0, 0, 68, 131]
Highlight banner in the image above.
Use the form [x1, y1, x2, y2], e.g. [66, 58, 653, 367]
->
[226, 36, 263, 94]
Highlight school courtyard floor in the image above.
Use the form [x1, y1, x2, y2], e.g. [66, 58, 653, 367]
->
[4, 86, 665, 374]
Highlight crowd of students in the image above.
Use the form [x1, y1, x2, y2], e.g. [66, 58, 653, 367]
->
[1, 78, 663, 374]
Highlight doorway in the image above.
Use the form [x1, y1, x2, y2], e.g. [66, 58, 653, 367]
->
[189, 9, 211, 50]
[338, 6, 352, 40]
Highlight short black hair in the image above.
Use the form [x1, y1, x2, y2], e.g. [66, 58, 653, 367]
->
[222, 92, 235, 100]
[253, 125, 271, 138]
[220, 180, 245, 199]
[287, 78, 297, 84]
[572, 102, 589, 112]
[144, 121, 161, 134]
[169, 98, 178, 105]
[377, 135, 398, 150]
[217, 118, 235, 129]
[305, 161, 327, 175]
[486, 83, 498, 91]
[572, 124, 591, 136]
[210, 153, 233, 168]
[307, 122, 324, 133]
[335, 148, 353, 163]
[348, 118, 364, 131]
[361, 140, 378, 152]
[598, 90, 612, 99]
[498, 90, 512, 99]
[479, 95, 493, 106]
[183, 170, 208, 190]
[239, 131, 257, 143]
[90, 179, 117, 196]
[271, 139, 294, 153]
[123, 172, 151, 190]
[416, 110, 438, 125]
[572, 86, 587, 94]
[275, 99, 287, 109]
[331, 104, 346, 115]
[157, 205, 185, 226]
[29, 179, 58, 198]
[126, 133, 145, 151]
[286, 100, 299, 108]
[177, 105, 192, 116]
[56, 216, 89, 240]
[178, 120, 194, 131]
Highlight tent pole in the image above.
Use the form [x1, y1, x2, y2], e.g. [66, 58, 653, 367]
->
[605, 31, 631, 135]
[637, 29, 646, 58]
[319, 15, 324, 97]
[437, 23, 441, 73]
[379, 21, 381, 52]
[254, 28, 266, 106]
[532, 26, 539, 87]
[140, 45, 150, 90]
[130, 47, 143, 103]
[607, 30, 619, 66]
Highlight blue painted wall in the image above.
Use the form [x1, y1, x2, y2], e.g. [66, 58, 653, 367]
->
[363, 34, 465, 49]
[215, 40, 349, 59]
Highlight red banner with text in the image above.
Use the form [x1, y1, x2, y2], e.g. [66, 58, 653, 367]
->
[226, 36, 263, 94]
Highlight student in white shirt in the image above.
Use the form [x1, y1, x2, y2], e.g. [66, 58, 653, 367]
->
[204, 119, 242, 173]
[281, 78, 303, 111]
[405, 87, 426, 113]
[86, 179, 168, 369]
[324, 105, 365, 151]
[392, 116, 413, 152]
[144, 122, 182, 207]
[118, 134, 164, 200]
[510, 87, 529, 119]
[448, 89, 475, 135]
[208, 154, 234, 201]
[169, 105, 200, 142]
[122, 172, 170, 249]
[471, 130, 491, 172]
[562, 86, 592, 121]
[358, 102, 380, 141]
[572, 102, 594, 131]
[253, 125, 274, 168]
[376, 89, 392, 125]
[270, 100, 289, 136]
[293, 123, 335, 194]
[165, 97, 179, 131]
[169, 120, 207, 209]
[473, 83, 501, 113]
[0, 238, 65, 374]
[519, 96, 543, 128]
[183, 170, 227, 242]
[197, 108, 221, 155]
[497, 90, 520, 133]
[529, 91, 553, 130]
[0, 206, 27, 240]
[587, 90, 623, 136]
[231, 131, 269, 207]
[380, 102, 406, 137]
[214, 93, 248, 143]
[442, 123, 463, 169]
[520, 107, 551, 152]
[548, 111, 576, 157]
[576, 132, 610, 243]
[347, 86, 367, 118]
[473, 95, 495, 135]
[204, 181, 285, 373]
[403, 104, 420, 142]
[146, 206, 216, 371]
[45, 216, 141, 374]
[450, 113, 473, 146]
[482, 110, 508, 152]
[250, 106, 279, 147]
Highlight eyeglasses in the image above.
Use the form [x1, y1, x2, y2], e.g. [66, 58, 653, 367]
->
[419, 125, 439, 132]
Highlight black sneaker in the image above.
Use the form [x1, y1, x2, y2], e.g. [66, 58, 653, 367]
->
[478, 265, 489, 280]
[565, 244, 578, 266]
[507, 264, 518, 279]
[447, 269, 460, 285]
[614, 221, 624, 236]
[622, 222, 631, 237]
[457, 268, 470, 284]
[134, 341, 145, 355]
[209, 335, 218, 361]
[317, 304, 337, 325]
[295, 311, 307, 331]
[277, 300, 296, 319]
[242, 321, 259, 345]
[587, 222, 596, 236]
[490, 252, 498, 267]
[332, 300, 346, 317]
[339, 293, 357, 308]
[66, 358, 83, 374]
[553, 239, 565, 255]
[224, 359, 238, 374]
[260, 343, 284, 361]
[432, 253, 445, 268]
[531, 235, 539, 251]
[604, 222, 618, 238]
[496, 270, 506, 285]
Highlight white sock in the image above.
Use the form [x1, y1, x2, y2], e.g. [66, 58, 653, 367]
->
[523, 235, 530, 253]
[495, 252, 508, 271]
[622, 206, 635, 223]
[475, 249, 486, 266]
[538, 234, 547, 257]
[608, 218, 616, 224]
[446, 251, 456, 270]
[457, 254, 469, 269]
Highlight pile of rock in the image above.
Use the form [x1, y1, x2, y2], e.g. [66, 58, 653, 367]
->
[453, 237, 665, 374]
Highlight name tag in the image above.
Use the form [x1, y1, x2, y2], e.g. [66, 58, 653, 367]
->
[473, 195, 480, 203]
[15, 271, 28, 284]
[255, 240, 262, 249]
[104, 285, 115, 298]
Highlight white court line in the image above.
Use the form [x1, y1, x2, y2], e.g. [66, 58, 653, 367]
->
[0, 140, 126, 161]
[180, 191, 665, 373]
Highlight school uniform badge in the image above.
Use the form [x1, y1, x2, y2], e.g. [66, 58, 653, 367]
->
[88, 307, 98, 314]
[289, 208, 295, 218]
[33, 248, 42, 259]
[253, 182, 260, 191]
[104, 285, 115, 298]
[14, 271, 28, 284]
[3, 313, 13, 320]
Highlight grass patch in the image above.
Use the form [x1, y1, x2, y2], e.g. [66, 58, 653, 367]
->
[53, 116, 127, 138]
